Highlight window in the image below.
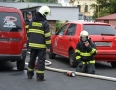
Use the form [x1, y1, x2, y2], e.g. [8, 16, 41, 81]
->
[83, 25, 116, 35]
[77, 5, 81, 12]
[84, 5, 88, 12]
[104, 20, 109, 23]
[0, 12, 22, 32]
[65, 24, 76, 36]
[56, 24, 68, 35]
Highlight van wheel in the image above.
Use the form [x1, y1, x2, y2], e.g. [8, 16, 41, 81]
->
[49, 45, 56, 59]
[111, 62, 116, 68]
[17, 57, 26, 71]
[69, 49, 77, 68]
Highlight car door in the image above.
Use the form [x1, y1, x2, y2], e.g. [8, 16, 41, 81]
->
[62, 24, 77, 56]
[0, 11, 23, 55]
[53, 24, 69, 54]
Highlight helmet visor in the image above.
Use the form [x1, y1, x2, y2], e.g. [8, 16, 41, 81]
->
[81, 36, 88, 42]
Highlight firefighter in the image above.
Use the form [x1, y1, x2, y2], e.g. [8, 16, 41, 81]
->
[27, 6, 51, 81]
[25, 11, 32, 32]
[75, 30, 97, 74]
[25, 11, 33, 51]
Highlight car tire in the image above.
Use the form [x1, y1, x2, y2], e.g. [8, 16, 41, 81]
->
[111, 62, 116, 68]
[17, 56, 26, 71]
[49, 45, 56, 59]
[69, 49, 77, 68]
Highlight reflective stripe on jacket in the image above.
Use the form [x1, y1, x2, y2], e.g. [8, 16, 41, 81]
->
[75, 40, 97, 62]
[82, 60, 95, 64]
[28, 21, 51, 49]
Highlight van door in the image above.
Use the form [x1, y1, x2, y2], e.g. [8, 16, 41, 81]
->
[0, 12, 23, 55]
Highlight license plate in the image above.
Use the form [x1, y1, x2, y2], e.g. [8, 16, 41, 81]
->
[94, 42, 111, 46]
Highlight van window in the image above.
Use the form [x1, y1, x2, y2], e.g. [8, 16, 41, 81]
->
[83, 25, 116, 35]
[0, 12, 22, 32]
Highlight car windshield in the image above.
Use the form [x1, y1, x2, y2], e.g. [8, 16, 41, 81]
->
[83, 25, 116, 36]
[0, 12, 22, 32]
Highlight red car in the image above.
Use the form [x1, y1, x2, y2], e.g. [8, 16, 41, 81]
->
[0, 6, 27, 71]
[49, 21, 116, 68]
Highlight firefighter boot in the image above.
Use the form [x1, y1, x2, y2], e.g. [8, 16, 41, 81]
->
[27, 71, 34, 79]
[36, 73, 46, 81]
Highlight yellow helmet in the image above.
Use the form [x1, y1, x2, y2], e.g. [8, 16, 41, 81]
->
[38, 5, 51, 17]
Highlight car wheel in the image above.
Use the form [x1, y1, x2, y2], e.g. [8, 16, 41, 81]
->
[69, 49, 77, 68]
[49, 45, 56, 59]
[111, 62, 116, 68]
[17, 56, 26, 71]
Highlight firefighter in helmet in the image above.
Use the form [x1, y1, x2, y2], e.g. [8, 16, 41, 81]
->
[75, 30, 97, 74]
[27, 6, 51, 81]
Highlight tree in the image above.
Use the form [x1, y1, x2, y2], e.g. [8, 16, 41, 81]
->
[29, 0, 48, 2]
[91, 0, 116, 19]
[29, 0, 57, 3]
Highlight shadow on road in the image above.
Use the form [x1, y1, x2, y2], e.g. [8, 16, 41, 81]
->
[51, 55, 114, 69]
[95, 61, 112, 69]
[0, 61, 14, 71]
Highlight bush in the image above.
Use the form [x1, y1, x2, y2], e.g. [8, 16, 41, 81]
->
[56, 20, 64, 31]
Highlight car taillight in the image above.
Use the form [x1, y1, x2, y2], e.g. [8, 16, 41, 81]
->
[23, 43, 27, 48]
[115, 38, 116, 41]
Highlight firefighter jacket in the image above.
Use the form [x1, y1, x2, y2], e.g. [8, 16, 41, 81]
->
[25, 19, 31, 32]
[75, 39, 97, 62]
[28, 12, 51, 49]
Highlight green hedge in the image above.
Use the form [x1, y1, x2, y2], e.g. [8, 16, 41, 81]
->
[56, 20, 64, 31]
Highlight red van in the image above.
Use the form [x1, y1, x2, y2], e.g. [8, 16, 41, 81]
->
[0, 6, 27, 71]
[49, 21, 116, 68]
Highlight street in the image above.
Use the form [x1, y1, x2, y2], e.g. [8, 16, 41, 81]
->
[0, 54, 116, 90]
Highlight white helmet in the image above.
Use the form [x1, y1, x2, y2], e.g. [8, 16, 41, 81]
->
[38, 6, 51, 17]
[80, 30, 89, 37]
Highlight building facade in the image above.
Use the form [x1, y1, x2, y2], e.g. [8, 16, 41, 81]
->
[58, 0, 96, 21]
[96, 13, 116, 27]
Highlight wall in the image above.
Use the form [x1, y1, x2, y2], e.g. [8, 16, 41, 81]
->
[69, 0, 96, 21]
[48, 20, 56, 34]
[109, 20, 116, 26]
[96, 20, 116, 26]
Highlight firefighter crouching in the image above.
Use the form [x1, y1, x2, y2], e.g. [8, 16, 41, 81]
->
[75, 30, 97, 74]
[27, 6, 51, 81]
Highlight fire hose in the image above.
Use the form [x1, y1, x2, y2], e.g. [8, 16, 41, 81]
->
[27, 52, 116, 82]
[45, 60, 116, 82]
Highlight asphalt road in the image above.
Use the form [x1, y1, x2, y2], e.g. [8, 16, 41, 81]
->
[0, 54, 116, 90]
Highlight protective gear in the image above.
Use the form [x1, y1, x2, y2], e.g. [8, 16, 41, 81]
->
[80, 30, 89, 37]
[25, 20, 30, 51]
[27, 10, 51, 81]
[27, 11, 32, 15]
[25, 19, 31, 33]
[80, 30, 89, 42]
[38, 6, 51, 17]
[27, 68, 34, 79]
[75, 38, 97, 74]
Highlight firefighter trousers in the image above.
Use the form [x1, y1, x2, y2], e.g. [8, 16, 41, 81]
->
[27, 48, 46, 80]
[76, 60, 95, 74]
